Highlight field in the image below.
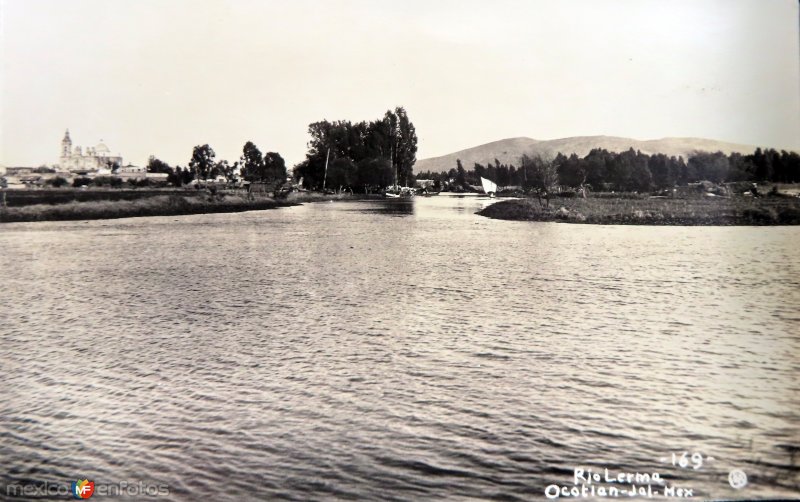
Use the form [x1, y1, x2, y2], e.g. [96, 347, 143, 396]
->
[478, 194, 800, 225]
[2, 188, 199, 207]
[0, 193, 297, 223]
[0, 189, 370, 223]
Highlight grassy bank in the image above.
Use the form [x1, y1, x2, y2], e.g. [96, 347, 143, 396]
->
[477, 195, 800, 225]
[2, 188, 199, 207]
[0, 194, 300, 223]
[0, 191, 375, 223]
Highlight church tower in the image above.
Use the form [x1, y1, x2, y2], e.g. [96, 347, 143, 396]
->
[60, 129, 72, 167]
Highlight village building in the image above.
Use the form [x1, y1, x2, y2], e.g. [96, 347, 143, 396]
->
[60, 129, 123, 174]
[1, 131, 168, 190]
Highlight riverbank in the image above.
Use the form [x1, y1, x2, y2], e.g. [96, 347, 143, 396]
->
[0, 191, 390, 223]
[0, 194, 290, 223]
[477, 195, 800, 225]
[0, 191, 358, 223]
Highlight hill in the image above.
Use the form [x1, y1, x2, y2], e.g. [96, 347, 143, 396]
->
[415, 136, 759, 174]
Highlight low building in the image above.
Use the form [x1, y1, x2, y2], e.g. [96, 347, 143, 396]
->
[5, 167, 34, 176]
[116, 164, 147, 180]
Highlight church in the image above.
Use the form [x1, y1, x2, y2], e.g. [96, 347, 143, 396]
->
[59, 129, 123, 174]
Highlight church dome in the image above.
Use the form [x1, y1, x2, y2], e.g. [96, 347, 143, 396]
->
[95, 141, 110, 153]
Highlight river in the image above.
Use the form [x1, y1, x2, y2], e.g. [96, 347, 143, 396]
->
[1, 196, 798, 500]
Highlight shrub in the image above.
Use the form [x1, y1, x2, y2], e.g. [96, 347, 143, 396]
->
[777, 207, 800, 224]
[93, 176, 124, 188]
[72, 177, 92, 187]
[46, 176, 69, 188]
[742, 207, 778, 224]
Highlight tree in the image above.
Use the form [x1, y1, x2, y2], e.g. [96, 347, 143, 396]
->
[216, 160, 237, 183]
[606, 149, 634, 190]
[727, 153, 752, 182]
[390, 107, 418, 186]
[783, 151, 800, 182]
[629, 153, 653, 192]
[46, 176, 69, 188]
[106, 160, 120, 173]
[263, 152, 287, 185]
[750, 147, 773, 182]
[555, 153, 586, 188]
[147, 156, 173, 174]
[295, 107, 417, 191]
[455, 161, 467, 189]
[189, 144, 216, 181]
[239, 141, 265, 182]
[583, 149, 610, 189]
[356, 157, 394, 191]
[649, 154, 674, 189]
[472, 161, 485, 179]
[327, 158, 357, 190]
[295, 121, 339, 189]
[521, 153, 558, 207]
[175, 166, 194, 185]
[688, 151, 729, 184]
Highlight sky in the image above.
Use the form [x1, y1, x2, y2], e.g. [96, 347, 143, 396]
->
[2, 0, 799, 168]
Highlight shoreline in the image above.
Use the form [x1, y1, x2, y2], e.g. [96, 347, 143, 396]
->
[0, 191, 358, 224]
[5, 190, 800, 226]
[477, 196, 800, 226]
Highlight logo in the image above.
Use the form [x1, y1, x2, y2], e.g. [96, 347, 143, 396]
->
[728, 469, 747, 489]
[71, 479, 94, 499]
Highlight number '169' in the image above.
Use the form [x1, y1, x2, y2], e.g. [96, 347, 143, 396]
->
[671, 452, 705, 470]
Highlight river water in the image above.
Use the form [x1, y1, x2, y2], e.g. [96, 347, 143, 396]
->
[1, 196, 798, 500]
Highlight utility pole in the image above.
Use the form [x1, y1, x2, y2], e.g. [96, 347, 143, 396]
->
[322, 147, 330, 191]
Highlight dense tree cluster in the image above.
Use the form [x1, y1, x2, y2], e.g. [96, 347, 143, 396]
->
[147, 155, 191, 186]
[146, 141, 287, 187]
[418, 148, 800, 193]
[293, 107, 417, 191]
[143, 109, 416, 192]
[238, 141, 287, 185]
[417, 157, 536, 192]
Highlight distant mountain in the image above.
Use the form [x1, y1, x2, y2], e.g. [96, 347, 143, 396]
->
[414, 136, 760, 174]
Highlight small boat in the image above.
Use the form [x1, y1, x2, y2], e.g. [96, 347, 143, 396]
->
[385, 185, 415, 198]
[385, 184, 402, 198]
[400, 186, 416, 197]
[481, 176, 498, 198]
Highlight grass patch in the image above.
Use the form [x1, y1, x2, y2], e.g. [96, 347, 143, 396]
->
[0, 194, 296, 223]
[478, 195, 800, 225]
[3, 188, 202, 207]
[0, 191, 371, 223]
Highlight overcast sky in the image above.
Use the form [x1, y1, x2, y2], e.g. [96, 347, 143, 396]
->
[2, 0, 799, 168]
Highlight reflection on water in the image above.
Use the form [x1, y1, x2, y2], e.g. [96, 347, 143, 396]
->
[1, 197, 798, 500]
[344, 198, 416, 216]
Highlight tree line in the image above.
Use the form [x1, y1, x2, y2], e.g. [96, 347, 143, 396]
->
[417, 147, 800, 193]
[293, 106, 418, 191]
[146, 106, 417, 192]
[147, 142, 287, 187]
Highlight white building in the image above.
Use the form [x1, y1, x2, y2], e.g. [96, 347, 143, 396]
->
[59, 129, 123, 174]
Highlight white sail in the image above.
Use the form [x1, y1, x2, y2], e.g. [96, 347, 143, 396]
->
[480, 176, 498, 194]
